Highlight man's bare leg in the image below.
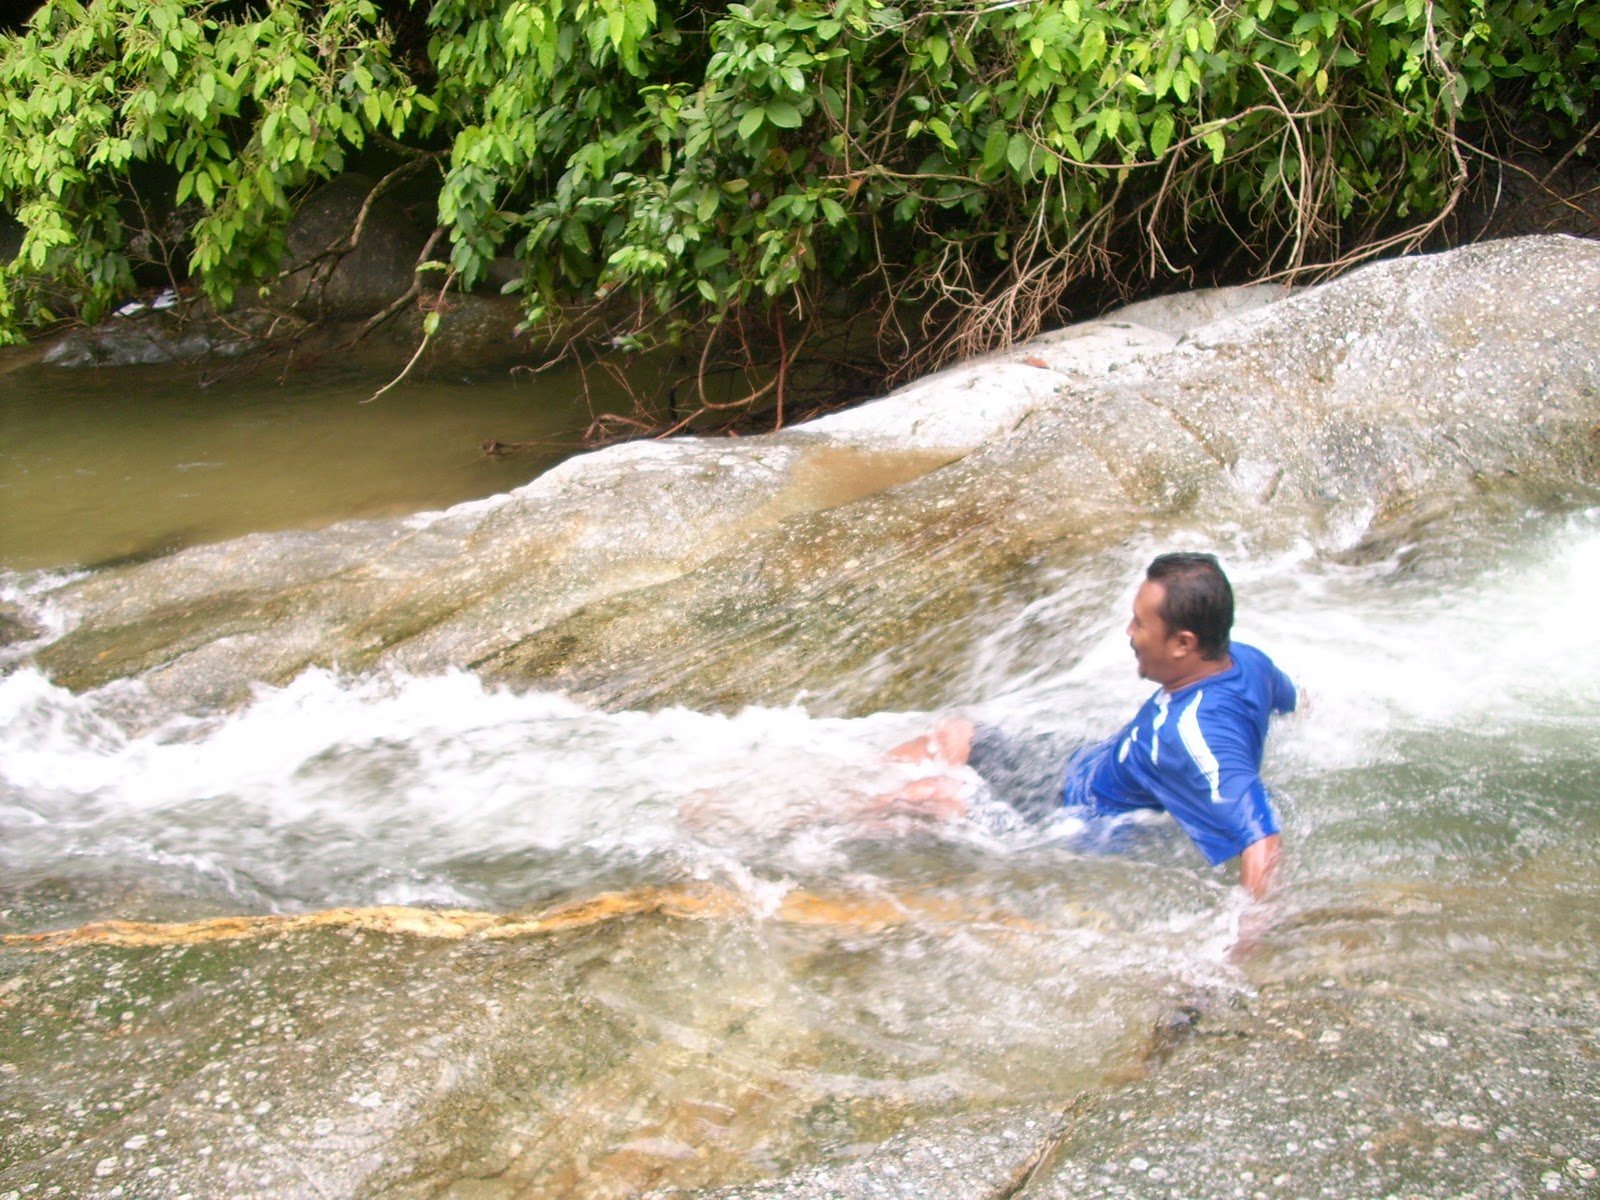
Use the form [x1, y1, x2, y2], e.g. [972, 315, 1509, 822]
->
[868, 718, 977, 820]
[886, 718, 975, 766]
[682, 718, 977, 833]
[865, 775, 968, 820]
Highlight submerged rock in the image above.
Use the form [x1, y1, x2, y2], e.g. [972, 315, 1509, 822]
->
[27, 172, 532, 373]
[22, 236, 1600, 718]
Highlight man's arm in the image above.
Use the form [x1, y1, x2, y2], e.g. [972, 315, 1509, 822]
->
[1239, 833, 1282, 900]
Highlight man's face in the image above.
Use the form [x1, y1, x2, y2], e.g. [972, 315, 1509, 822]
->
[1127, 579, 1184, 685]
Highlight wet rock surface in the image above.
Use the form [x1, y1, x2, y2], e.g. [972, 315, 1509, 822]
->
[274, 173, 432, 321]
[642, 1105, 1072, 1200]
[0, 894, 1160, 1200]
[39, 307, 265, 368]
[19, 236, 1600, 720]
[1022, 979, 1600, 1200]
[5, 877, 1596, 1200]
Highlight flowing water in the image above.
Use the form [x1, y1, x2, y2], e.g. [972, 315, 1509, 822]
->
[1, 362, 1598, 1195]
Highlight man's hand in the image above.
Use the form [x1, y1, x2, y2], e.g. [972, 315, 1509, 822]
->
[1239, 833, 1282, 901]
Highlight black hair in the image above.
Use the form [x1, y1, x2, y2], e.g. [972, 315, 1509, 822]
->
[1146, 552, 1233, 660]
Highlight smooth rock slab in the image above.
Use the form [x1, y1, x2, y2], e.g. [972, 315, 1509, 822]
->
[642, 1105, 1071, 1200]
[1017, 979, 1600, 1200]
[20, 236, 1600, 721]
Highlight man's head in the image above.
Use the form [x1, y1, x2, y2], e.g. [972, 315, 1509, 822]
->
[1127, 552, 1234, 688]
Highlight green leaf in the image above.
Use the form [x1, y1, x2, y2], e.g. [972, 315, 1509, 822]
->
[738, 107, 766, 139]
[765, 99, 803, 129]
[1201, 127, 1226, 163]
[981, 124, 1009, 173]
[1080, 22, 1107, 65]
[694, 244, 730, 270]
[1149, 111, 1175, 158]
[1007, 132, 1031, 173]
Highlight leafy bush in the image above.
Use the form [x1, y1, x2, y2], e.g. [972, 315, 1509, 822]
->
[2, 0, 1597, 384]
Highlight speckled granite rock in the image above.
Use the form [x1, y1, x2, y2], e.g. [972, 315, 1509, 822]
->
[642, 1106, 1071, 1200]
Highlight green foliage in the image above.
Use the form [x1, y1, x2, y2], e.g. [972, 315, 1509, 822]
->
[0, 0, 433, 340]
[0, 0, 1596, 361]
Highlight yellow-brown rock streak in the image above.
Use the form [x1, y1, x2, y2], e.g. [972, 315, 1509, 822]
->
[2, 881, 1048, 950]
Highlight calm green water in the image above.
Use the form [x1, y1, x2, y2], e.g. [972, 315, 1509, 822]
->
[0, 356, 598, 572]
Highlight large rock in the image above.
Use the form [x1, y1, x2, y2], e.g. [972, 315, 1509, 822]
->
[274, 172, 432, 320]
[21, 236, 1600, 718]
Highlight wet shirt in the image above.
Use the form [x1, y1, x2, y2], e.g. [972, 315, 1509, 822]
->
[1061, 643, 1297, 865]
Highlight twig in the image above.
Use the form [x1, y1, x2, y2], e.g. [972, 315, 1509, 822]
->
[361, 264, 457, 404]
[360, 321, 433, 404]
[774, 301, 787, 430]
[1540, 116, 1600, 188]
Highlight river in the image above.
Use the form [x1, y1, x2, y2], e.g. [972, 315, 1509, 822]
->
[1, 358, 1598, 1197]
[0, 357, 594, 574]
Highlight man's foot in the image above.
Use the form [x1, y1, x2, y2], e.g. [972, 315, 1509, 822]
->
[868, 775, 968, 821]
[885, 718, 974, 767]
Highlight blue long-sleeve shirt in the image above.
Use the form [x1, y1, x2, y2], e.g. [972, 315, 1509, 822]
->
[1062, 642, 1297, 864]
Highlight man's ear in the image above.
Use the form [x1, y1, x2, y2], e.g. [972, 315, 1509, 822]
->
[1169, 629, 1200, 656]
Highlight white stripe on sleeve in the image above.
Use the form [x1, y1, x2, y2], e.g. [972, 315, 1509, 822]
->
[1149, 692, 1169, 765]
[1176, 690, 1223, 803]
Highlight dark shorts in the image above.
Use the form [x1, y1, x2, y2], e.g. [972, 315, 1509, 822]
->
[966, 724, 1082, 822]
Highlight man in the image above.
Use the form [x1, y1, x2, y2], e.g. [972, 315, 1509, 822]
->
[889, 552, 1297, 899]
